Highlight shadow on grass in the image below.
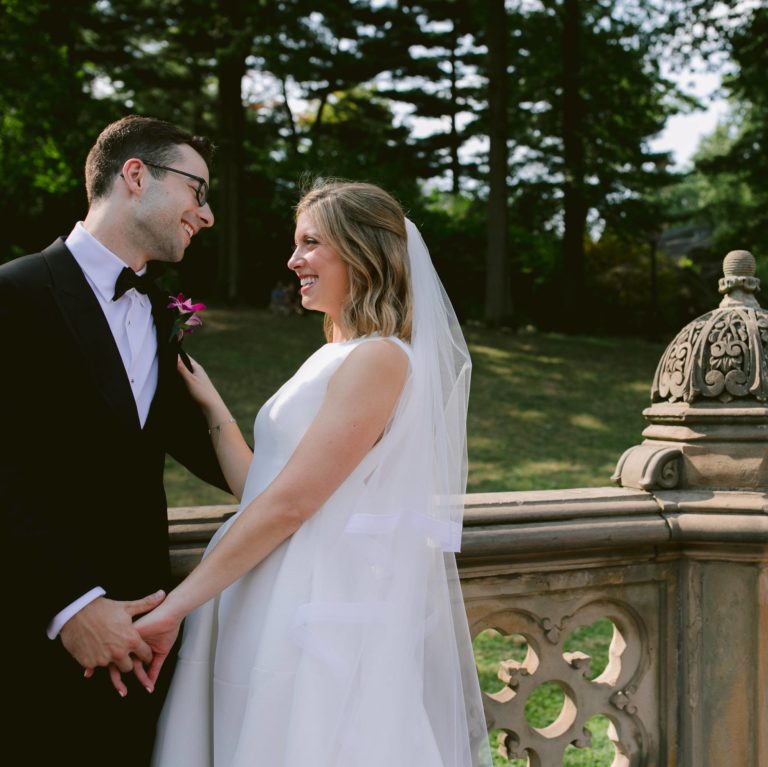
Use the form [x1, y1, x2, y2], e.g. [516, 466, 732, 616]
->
[464, 326, 665, 492]
[165, 311, 666, 505]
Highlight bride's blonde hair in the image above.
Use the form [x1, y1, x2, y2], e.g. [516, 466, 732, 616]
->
[296, 180, 413, 343]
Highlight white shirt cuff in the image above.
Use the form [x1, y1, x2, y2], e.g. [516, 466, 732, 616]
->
[47, 587, 106, 640]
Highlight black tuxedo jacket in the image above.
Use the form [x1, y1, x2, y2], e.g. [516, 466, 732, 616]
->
[0, 238, 228, 640]
[1, 238, 230, 764]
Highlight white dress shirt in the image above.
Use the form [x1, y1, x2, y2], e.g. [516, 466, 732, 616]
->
[47, 222, 160, 639]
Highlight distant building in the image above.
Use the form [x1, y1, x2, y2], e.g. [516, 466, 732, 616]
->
[657, 222, 712, 259]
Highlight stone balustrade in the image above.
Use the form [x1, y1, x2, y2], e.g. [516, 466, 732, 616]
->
[168, 484, 767, 766]
[167, 250, 767, 766]
[460, 487, 767, 767]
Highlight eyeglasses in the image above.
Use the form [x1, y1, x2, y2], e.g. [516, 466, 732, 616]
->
[142, 161, 209, 207]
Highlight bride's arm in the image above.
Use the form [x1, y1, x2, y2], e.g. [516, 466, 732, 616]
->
[136, 340, 409, 685]
[175, 355, 252, 501]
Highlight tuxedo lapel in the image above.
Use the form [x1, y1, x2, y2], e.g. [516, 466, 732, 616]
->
[147, 286, 176, 416]
[42, 239, 141, 433]
[150, 287, 175, 359]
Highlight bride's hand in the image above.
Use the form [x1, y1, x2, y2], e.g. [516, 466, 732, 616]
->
[133, 605, 183, 687]
[176, 354, 227, 414]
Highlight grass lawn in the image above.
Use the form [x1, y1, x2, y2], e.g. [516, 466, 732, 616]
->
[165, 307, 665, 504]
[464, 323, 664, 492]
[164, 307, 666, 765]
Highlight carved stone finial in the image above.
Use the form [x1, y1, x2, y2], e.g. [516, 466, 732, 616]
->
[719, 250, 760, 308]
[651, 249, 767, 404]
[616, 249, 767, 491]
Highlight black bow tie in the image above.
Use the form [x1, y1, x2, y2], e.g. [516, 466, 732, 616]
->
[112, 267, 154, 301]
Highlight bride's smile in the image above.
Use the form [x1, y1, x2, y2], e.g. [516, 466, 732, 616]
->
[288, 211, 350, 328]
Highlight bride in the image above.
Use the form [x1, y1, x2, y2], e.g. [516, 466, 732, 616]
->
[131, 181, 491, 766]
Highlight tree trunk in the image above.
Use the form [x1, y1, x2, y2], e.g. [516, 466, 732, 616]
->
[484, 0, 512, 326]
[561, 0, 587, 323]
[280, 75, 299, 158]
[215, 5, 248, 303]
[449, 23, 461, 195]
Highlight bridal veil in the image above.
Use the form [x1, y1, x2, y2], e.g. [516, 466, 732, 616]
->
[304, 218, 492, 766]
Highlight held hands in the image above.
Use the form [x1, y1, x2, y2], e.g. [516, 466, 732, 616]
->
[60, 591, 165, 696]
[97, 602, 184, 697]
[78, 598, 183, 698]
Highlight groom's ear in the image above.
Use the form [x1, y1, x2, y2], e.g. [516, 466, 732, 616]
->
[120, 158, 144, 197]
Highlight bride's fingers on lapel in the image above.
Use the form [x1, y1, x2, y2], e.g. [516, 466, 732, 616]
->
[178, 349, 196, 374]
[83, 667, 94, 679]
[108, 664, 128, 698]
[177, 354, 197, 374]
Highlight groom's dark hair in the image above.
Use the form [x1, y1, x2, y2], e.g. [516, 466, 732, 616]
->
[85, 115, 214, 204]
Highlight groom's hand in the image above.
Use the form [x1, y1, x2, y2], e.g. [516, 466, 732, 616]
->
[59, 591, 165, 682]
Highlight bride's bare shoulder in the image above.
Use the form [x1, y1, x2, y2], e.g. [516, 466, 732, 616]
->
[331, 338, 409, 395]
[350, 337, 410, 370]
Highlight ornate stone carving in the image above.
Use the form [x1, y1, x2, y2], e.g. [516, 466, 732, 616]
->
[480, 599, 650, 766]
[616, 249, 768, 491]
[651, 250, 768, 404]
[612, 445, 682, 490]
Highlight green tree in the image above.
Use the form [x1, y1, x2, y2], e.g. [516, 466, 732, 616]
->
[484, 0, 511, 325]
[0, 0, 118, 261]
[697, 3, 768, 261]
[373, 1, 486, 192]
[654, 1, 768, 294]
[502, 0, 677, 329]
[79, 0, 422, 300]
[80, 0, 262, 300]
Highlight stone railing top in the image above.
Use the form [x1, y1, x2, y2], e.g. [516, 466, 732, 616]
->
[168, 486, 767, 579]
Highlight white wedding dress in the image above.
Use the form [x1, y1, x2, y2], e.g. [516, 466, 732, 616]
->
[152, 334, 490, 767]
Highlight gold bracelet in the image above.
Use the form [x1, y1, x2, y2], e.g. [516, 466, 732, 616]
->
[208, 417, 236, 436]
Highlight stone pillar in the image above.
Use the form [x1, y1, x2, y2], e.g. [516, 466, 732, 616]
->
[614, 250, 768, 766]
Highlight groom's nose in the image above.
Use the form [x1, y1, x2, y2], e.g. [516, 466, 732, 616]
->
[198, 202, 214, 228]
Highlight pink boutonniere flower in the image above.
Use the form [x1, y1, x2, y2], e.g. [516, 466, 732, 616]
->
[168, 293, 206, 342]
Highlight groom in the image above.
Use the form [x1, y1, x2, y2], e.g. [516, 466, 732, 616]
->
[0, 116, 229, 766]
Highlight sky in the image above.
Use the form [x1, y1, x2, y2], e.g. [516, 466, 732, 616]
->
[649, 69, 728, 170]
[648, 0, 762, 169]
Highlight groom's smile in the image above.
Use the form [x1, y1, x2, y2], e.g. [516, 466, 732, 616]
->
[130, 144, 214, 266]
